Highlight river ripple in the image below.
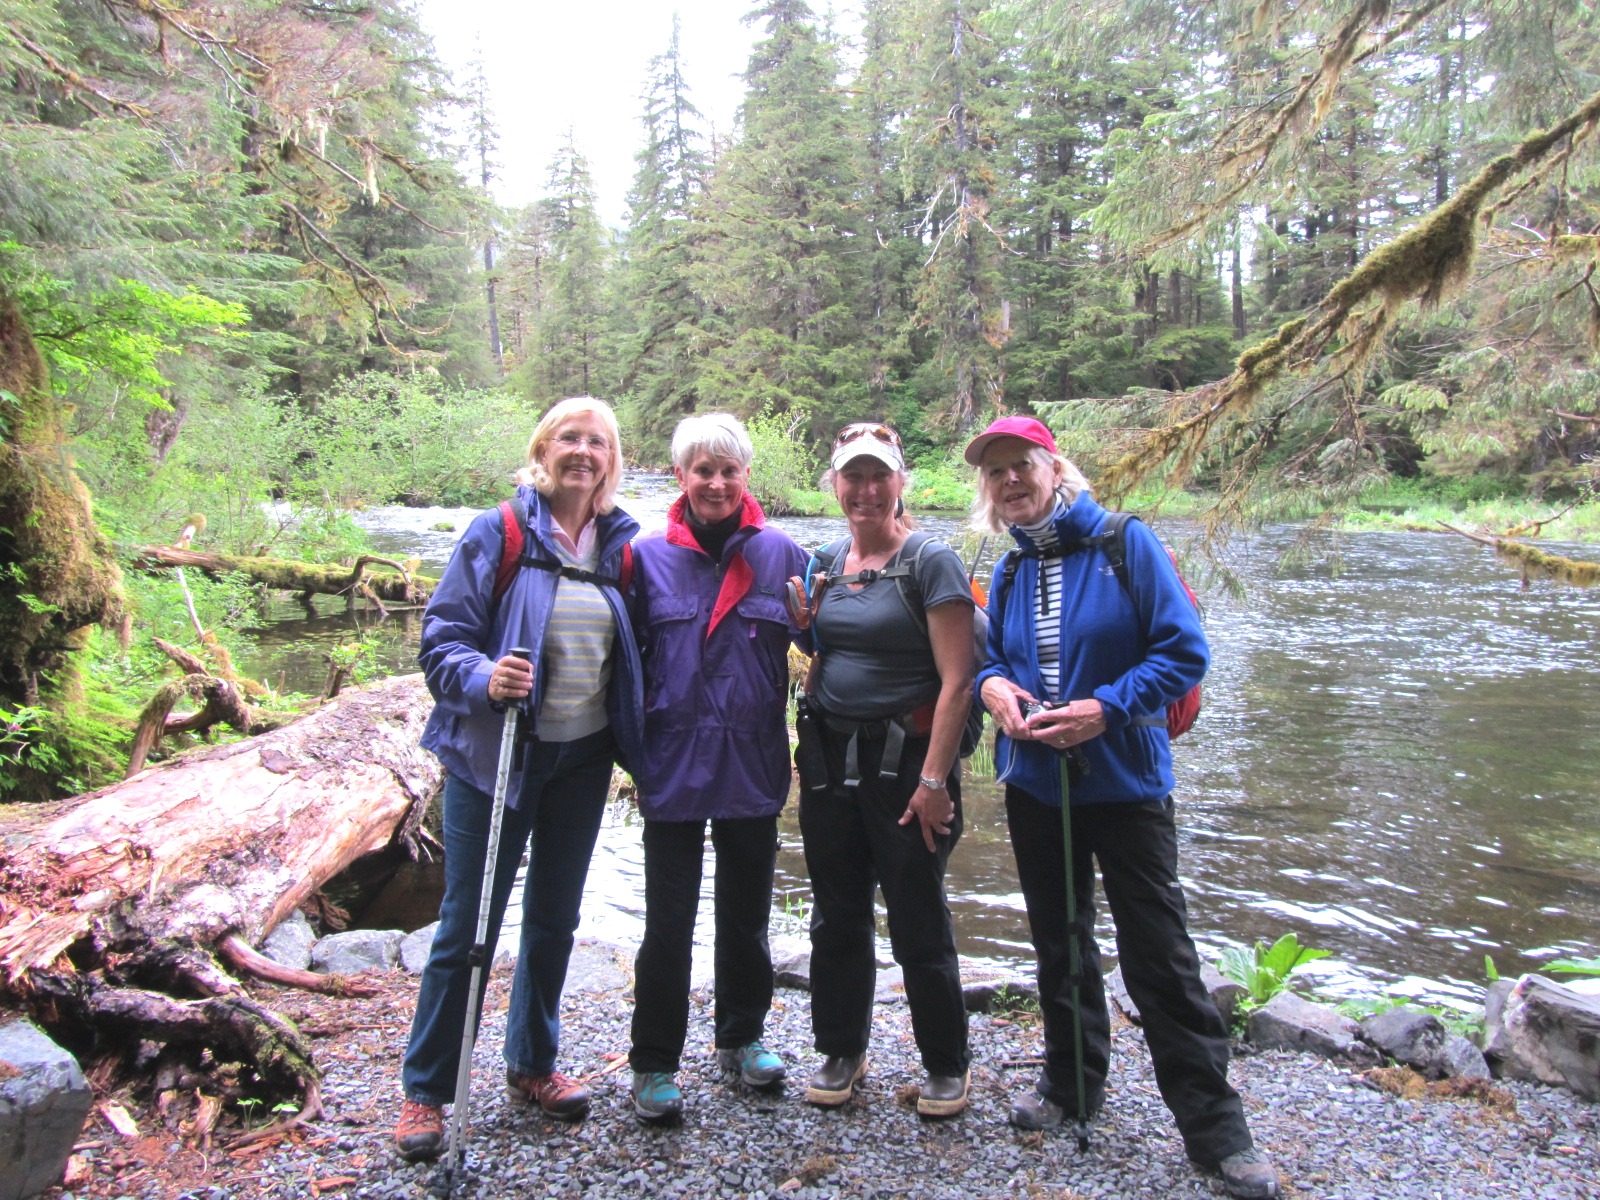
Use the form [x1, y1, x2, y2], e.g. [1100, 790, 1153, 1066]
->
[245, 478, 1600, 1008]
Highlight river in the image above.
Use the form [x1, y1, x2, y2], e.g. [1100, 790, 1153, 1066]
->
[242, 475, 1600, 1011]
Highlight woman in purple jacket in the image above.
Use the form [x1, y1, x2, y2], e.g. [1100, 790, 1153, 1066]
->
[625, 413, 809, 1122]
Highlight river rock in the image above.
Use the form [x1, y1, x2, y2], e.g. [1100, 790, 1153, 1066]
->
[1105, 963, 1246, 1026]
[397, 923, 524, 976]
[875, 964, 907, 1005]
[561, 939, 632, 995]
[1247, 992, 1379, 1066]
[260, 910, 317, 972]
[0, 1018, 93, 1200]
[771, 934, 811, 990]
[1497, 974, 1600, 1099]
[310, 929, 402, 975]
[959, 965, 1035, 1013]
[1360, 1007, 1446, 1069]
[1482, 978, 1517, 1063]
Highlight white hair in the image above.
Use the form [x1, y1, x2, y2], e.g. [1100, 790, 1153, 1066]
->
[670, 412, 753, 470]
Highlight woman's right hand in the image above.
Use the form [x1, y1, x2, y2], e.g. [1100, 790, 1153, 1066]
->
[980, 676, 1036, 740]
[488, 654, 534, 703]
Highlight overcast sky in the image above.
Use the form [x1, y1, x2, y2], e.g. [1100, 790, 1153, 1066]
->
[414, 1, 860, 227]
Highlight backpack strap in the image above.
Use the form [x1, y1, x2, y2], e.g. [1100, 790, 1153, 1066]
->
[492, 496, 529, 607]
[491, 495, 633, 605]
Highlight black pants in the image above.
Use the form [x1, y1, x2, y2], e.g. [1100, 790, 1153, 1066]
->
[799, 722, 969, 1077]
[629, 815, 779, 1074]
[1005, 786, 1251, 1165]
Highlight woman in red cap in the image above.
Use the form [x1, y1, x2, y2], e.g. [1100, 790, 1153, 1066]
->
[792, 421, 976, 1118]
[967, 415, 1278, 1200]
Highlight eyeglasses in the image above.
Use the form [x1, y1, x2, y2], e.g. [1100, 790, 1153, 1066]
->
[555, 432, 610, 451]
[833, 422, 901, 450]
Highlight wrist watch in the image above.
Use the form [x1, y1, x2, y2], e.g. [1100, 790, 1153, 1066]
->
[918, 774, 948, 791]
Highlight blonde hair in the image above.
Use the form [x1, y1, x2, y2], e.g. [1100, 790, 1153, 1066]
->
[516, 396, 625, 515]
[969, 444, 1091, 533]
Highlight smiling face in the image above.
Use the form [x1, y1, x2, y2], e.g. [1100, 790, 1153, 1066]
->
[980, 437, 1063, 528]
[675, 451, 750, 524]
[834, 454, 905, 533]
[537, 410, 612, 506]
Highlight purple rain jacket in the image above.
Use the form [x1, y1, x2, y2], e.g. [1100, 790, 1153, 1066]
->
[630, 491, 810, 821]
[418, 483, 645, 800]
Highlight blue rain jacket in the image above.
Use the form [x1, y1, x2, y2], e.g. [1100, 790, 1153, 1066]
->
[975, 490, 1208, 808]
[418, 484, 645, 799]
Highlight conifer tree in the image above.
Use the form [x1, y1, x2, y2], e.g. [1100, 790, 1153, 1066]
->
[524, 135, 611, 403]
[615, 18, 713, 457]
[693, 0, 867, 427]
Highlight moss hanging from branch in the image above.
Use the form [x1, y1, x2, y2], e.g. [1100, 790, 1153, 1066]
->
[1438, 522, 1600, 587]
[1098, 84, 1600, 501]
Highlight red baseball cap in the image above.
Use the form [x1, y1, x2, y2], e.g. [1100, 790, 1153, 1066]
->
[963, 415, 1058, 465]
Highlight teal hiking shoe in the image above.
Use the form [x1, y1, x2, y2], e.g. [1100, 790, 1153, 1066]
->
[630, 1071, 683, 1123]
[717, 1041, 787, 1087]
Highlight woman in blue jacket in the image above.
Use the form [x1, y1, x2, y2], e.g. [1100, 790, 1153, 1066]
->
[625, 413, 809, 1122]
[968, 416, 1278, 1200]
[394, 396, 645, 1161]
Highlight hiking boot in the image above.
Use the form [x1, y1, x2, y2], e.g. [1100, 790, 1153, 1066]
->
[805, 1054, 868, 1107]
[393, 1099, 444, 1161]
[631, 1071, 684, 1123]
[916, 1069, 969, 1118]
[1009, 1087, 1063, 1131]
[1213, 1147, 1281, 1200]
[717, 1042, 786, 1088]
[506, 1069, 590, 1120]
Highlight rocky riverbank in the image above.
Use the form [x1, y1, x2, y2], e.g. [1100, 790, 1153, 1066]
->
[24, 940, 1600, 1200]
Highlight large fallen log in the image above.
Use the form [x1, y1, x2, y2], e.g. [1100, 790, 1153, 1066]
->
[0, 673, 440, 1111]
[131, 545, 438, 604]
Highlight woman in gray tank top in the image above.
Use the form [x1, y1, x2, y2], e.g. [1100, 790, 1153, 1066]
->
[793, 422, 976, 1118]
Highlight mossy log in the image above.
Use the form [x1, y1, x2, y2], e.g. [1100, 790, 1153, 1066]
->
[0, 673, 439, 1102]
[131, 545, 438, 604]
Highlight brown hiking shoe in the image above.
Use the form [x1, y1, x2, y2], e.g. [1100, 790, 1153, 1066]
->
[506, 1069, 590, 1120]
[393, 1099, 444, 1161]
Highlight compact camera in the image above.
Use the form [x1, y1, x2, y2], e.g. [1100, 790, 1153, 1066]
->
[1019, 698, 1052, 720]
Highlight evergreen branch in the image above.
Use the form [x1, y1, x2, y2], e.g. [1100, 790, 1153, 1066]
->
[1099, 82, 1600, 498]
[283, 202, 447, 345]
[291, 138, 465, 237]
[1436, 522, 1600, 586]
[7, 28, 152, 119]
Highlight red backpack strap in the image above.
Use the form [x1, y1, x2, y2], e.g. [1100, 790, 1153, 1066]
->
[619, 542, 633, 593]
[492, 499, 526, 607]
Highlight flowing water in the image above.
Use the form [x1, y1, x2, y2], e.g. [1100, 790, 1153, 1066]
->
[242, 475, 1600, 1009]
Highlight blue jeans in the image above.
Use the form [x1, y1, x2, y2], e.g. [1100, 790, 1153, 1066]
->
[402, 728, 615, 1105]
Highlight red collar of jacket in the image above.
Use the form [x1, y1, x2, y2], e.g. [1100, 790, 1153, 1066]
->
[664, 491, 767, 637]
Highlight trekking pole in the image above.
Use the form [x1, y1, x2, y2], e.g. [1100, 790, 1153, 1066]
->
[443, 646, 531, 1193]
[1058, 750, 1092, 1153]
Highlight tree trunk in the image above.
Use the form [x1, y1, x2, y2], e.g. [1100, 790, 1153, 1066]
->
[131, 545, 436, 604]
[0, 673, 440, 1099]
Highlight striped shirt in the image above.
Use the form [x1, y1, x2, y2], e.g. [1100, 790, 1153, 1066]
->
[1018, 502, 1068, 701]
[533, 535, 616, 742]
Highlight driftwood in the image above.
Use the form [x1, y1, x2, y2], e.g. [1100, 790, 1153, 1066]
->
[132, 544, 436, 605]
[0, 673, 440, 1107]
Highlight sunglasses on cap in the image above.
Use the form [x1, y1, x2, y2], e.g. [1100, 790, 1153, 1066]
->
[832, 422, 902, 449]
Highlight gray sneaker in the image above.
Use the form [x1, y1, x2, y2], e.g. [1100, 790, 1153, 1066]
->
[1009, 1088, 1063, 1131]
[1216, 1147, 1280, 1200]
[716, 1042, 786, 1087]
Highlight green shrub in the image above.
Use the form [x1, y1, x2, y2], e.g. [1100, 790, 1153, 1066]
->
[747, 408, 823, 515]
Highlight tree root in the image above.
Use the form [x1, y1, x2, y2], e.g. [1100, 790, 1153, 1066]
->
[218, 933, 379, 998]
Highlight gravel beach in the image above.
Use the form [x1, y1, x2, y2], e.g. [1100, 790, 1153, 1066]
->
[41, 942, 1599, 1200]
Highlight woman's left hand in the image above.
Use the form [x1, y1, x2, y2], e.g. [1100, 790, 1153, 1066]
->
[1025, 699, 1105, 750]
[899, 782, 955, 853]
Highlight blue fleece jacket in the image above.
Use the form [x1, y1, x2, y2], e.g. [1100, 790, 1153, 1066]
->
[418, 484, 645, 800]
[975, 491, 1207, 808]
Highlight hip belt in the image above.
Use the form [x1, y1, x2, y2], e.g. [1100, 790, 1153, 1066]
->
[817, 702, 933, 788]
